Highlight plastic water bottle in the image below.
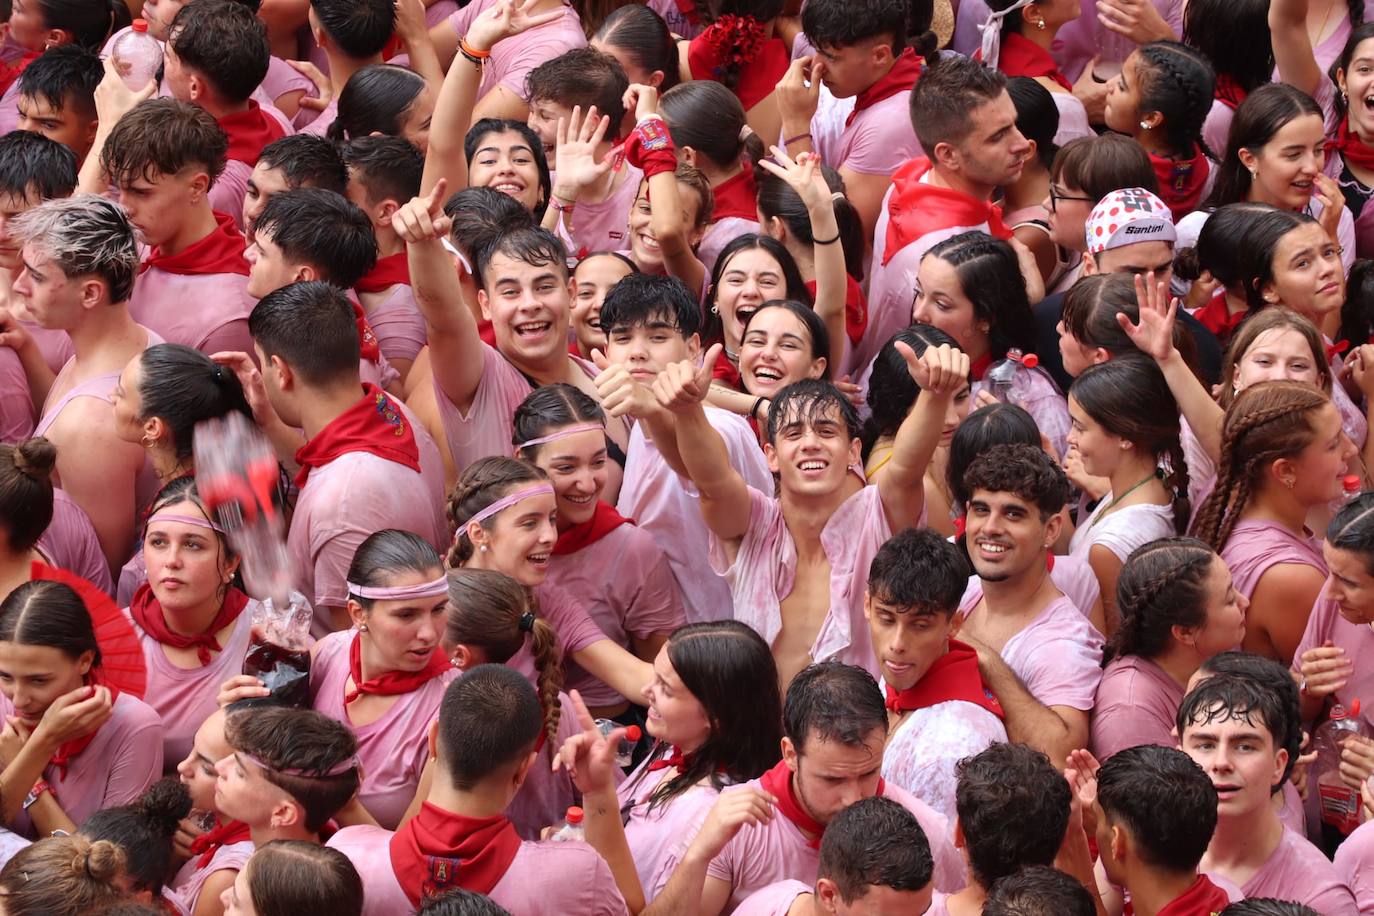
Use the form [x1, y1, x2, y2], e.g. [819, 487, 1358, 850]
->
[985, 348, 1039, 403]
[1341, 475, 1363, 506]
[1315, 700, 1368, 836]
[594, 720, 641, 768]
[110, 19, 162, 91]
[549, 806, 585, 842]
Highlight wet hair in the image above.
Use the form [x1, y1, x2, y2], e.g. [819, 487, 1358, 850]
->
[1191, 380, 1333, 550]
[741, 299, 831, 382]
[783, 661, 886, 753]
[0, 835, 126, 915]
[1173, 202, 1276, 288]
[525, 48, 628, 128]
[1216, 308, 1330, 411]
[660, 80, 765, 172]
[1007, 76, 1058, 171]
[1050, 132, 1160, 199]
[598, 271, 701, 338]
[705, 234, 810, 342]
[248, 280, 361, 385]
[657, 161, 715, 232]
[947, 403, 1041, 510]
[141, 479, 243, 594]
[955, 743, 1071, 888]
[309, 0, 393, 59]
[764, 378, 862, 445]
[345, 529, 443, 611]
[444, 186, 533, 289]
[0, 579, 100, 665]
[923, 232, 1037, 361]
[0, 438, 56, 552]
[1340, 259, 1374, 348]
[18, 44, 100, 119]
[867, 527, 971, 618]
[79, 778, 191, 894]
[463, 119, 552, 220]
[1327, 490, 1374, 573]
[1176, 671, 1297, 793]
[435, 664, 544, 788]
[860, 324, 963, 459]
[593, 5, 679, 92]
[340, 135, 423, 210]
[1220, 901, 1320, 916]
[256, 134, 348, 196]
[446, 457, 550, 567]
[757, 162, 866, 282]
[1069, 357, 1189, 534]
[25, 0, 129, 51]
[1105, 537, 1219, 663]
[169, 0, 270, 104]
[244, 841, 364, 916]
[512, 383, 605, 462]
[101, 98, 227, 186]
[473, 226, 570, 292]
[1182, 0, 1272, 98]
[1059, 273, 1141, 362]
[1331, 21, 1374, 124]
[1195, 651, 1303, 787]
[254, 188, 378, 289]
[1131, 41, 1216, 159]
[909, 54, 1007, 153]
[327, 64, 425, 143]
[224, 706, 361, 831]
[982, 866, 1095, 916]
[0, 130, 78, 200]
[819, 796, 934, 903]
[962, 442, 1069, 520]
[804, 0, 936, 58]
[417, 889, 513, 916]
[443, 567, 562, 749]
[1204, 84, 1323, 210]
[136, 343, 253, 463]
[11, 193, 138, 302]
[1096, 744, 1218, 874]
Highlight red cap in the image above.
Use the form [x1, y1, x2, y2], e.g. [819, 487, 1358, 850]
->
[1345, 474, 1362, 493]
[1021, 353, 1039, 369]
[1354, 699, 1363, 718]
[132, 18, 148, 31]
[565, 806, 584, 824]
[624, 725, 642, 742]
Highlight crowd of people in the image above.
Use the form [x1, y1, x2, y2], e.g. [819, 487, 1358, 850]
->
[2, 0, 1374, 911]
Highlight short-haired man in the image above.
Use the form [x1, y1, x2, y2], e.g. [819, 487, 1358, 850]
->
[981, 866, 1096, 916]
[298, 0, 395, 138]
[242, 133, 349, 235]
[16, 45, 101, 161]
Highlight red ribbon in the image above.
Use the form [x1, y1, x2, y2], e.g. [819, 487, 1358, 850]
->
[388, 802, 522, 906]
[344, 631, 452, 705]
[552, 501, 633, 556]
[623, 118, 678, 181]
[883, 158, 1011, 266]
[1191, 290, 1247, 343]
[883, 639, 1003, 720]
[141, 212, 250, 277]
[687, 15, 789, 111]
[189, 819, 252, 869]
[805, 275, 867, 345]
[128, 584, 250, 667]
[355, 252, 411, 294]
[293, 384, 421, 488]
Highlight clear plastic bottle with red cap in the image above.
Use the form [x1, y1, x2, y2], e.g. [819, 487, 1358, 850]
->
[1340, 475, 1364, 507]
[986, 348, 1039, 404]
[110, 19, 162, 91]
[595, 720, 642, 768]
[549, 806, 586, 842]
[1314, 700, 1368, 836]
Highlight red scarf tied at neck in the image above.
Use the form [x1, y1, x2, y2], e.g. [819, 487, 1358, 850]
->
[355, 252, 412, 294]
[883, 639, 1004, 719]
[190, 819, 253, 869]
[1126, 874, 1231, 916]
[1191, 290, 1247, 344]
[218, 101, 286, 168]
[987, 33, 1070, 91]
[847, 49, 923, 127]
[710, 161, 760, 224]
[129, 583, 250, 667]
[389, 802, 522, 905]
[352, 301, 382, 362]
[344, 631, 453, 705]
[141, 212, 250, 277]
[553, 501, 633, 556]
[1149, 147, 1210, 222]
[1329, 117, 1374, 172]
[883, 159, 1011, 266]
[758, 759, 886, 849]
[1214, 73, 1248, 111]
[293, 384, 421, 488]
[647, 745, 696, 772]
[49, 675, 115, 780]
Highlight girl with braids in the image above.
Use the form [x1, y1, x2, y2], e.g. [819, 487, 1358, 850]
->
[679, 0, 788, 146]
[1193, 381, 1357, 663]
[1066, 356, 1191, 632]
[513, 384, 684, 721]
[1090, 537, 1247, 760]
[1102, 41, 1218, 221]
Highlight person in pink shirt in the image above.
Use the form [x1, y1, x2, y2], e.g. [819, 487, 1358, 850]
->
[328, 664, 629, 915]
[1092, 538, 1248, 762]
[0, 438, 55, 602]
[296, 0, 395, 139]
[77, 777, 192, 904]
[240, 134, 348, 239]
[326, 65, 436, 155]
[1335, 811, 1374, 915]
[219, 841, 362, 916]
[569, 252, 636, 360]
[14, 46, 100, 164]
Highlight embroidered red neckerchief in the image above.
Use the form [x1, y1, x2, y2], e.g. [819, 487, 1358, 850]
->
[129, 583, 250, 666]
[847, 49, 923, 126]
[988, 33, 1070, 91]
[218, 102, 286, 168]
[356, 252, 411, 294]
[1125, 874, 1231, 916]
[883, 158, 1011, 266]
[344, 631, 453, 705]
[352, 301, 381, 362]
[552, 500, 633, 556]
[758, 759, 885, 849]
[293, 384, 421, 488]
[388, 802, 522, 906]
[49, 674, 116, 780]
[190, 818, 252, 869]
[1328, 117, 1374, 172]
[710, 163, 759, 224]
[688, 16, 790, 112]
[804, 275, 867, 346]
[141, 212, 250, 277]
[1192, 290, 1247, 343]
[712, 348, 742, 389]
[1149, 146, 1210, 221]
[673, 0, 701, 26]
[1214, 74, 1248, 111]
[883, 639, 1004, 719]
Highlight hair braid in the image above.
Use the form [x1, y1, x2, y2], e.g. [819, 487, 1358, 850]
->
[1138, 41, 1217, 159]
[1164, 439, 1192, 536]
[526, 613, 564, 748]
[1105, 538, 1217, 663]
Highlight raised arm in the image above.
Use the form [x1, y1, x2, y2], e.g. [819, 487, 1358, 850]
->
[879, 342, 970, 531]
[544, 106, 615, 234]
[591, 348, 692, 475]
[78, 58, 157, 195]
[393, 0, 444, 100]
[1270, 0, 1323, 97]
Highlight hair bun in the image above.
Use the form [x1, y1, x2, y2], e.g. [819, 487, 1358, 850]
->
[139, 778, 193, 835]
[13, 438, 57, 482]
[78, 839, 126, 884]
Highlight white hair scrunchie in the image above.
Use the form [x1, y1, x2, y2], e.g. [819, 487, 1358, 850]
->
[979, 0, 1038, 71]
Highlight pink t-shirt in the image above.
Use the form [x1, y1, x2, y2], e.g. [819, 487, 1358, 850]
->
[508, 581, 610, 683]
[0, 346, 32, 443]
[815, 92, 921, 177]
[735, 880, 812, 916]
[881, 691, 1007, 823]
[698, 216, 761, 279]
[1293, 595, 1374, 731]
[1220, 519, 1327, 605]
[124, 600, 254, 768]
[1050, 554, 1102, 629]
[297, 97, 339, 137]
[1224, 827, 1358, 914]
[261, 55, 315, 110]
[616, 755, 726, 901]
[504, 689, 583, 840]
[310, 629, 458, 829]
[364, 284, 428, 364]
[446, 0, 586, 102]
[1090, 654, 1185, 761]
[0, 690, 163, 839]
[130, 267, 256, 357]
[561, 164, 642, 255]
[162, 838, 253, 916]
[328, 824, 629, 916]
[38, 490, 114, 597]
[1335, 816, 1374, 913]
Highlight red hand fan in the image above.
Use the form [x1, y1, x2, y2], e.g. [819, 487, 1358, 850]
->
[30, 562, 147, 700]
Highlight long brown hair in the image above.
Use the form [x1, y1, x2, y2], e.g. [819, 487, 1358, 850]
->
[1217, 308, 1331, 411]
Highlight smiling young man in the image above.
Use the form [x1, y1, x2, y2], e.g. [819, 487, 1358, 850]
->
[956, 444, 1103, 768]
[15, 45, 100, 162]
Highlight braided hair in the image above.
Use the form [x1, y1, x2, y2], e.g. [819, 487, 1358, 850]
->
[446, 457, 550, 568]
[1134, 41, 1217, 160]
[1104, 538, 1218, 664]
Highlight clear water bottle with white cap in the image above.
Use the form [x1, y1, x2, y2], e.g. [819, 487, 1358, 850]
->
[110, 19, 162, 91]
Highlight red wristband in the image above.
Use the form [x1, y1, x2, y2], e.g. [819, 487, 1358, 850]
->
[624, 119, 678, 180]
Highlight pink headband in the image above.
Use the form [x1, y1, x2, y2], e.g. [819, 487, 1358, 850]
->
[146, 512, 225, 534]
[515, 422, 604, 451]
[346, 574, 449, 601]
[464, 483, 554, 533]
[239, 752, 360, 779]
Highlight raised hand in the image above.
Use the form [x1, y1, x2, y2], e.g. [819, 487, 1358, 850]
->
[1314, 174, 1344, 244]
[210, 351, 279, 430]
[466, 0, 564, 52]
[1345, 344, 1374, 401]
[622, 83, 660, 123]
[0, 310, 33, 353]
[216, 674, 271, 707]
[552, 689, 620, 796]
[1097, 0, 1174, 43]
[1300, 641, 1354, 700]
[93, 54, 158, 127]
[756, 146, 828, 214]
[553, 106, 614, 196]
[774, 55, 822, 128]
[1117, 270, 1178, 363]
[592, 349, 658, 420]
[287, 60, 333, 113]
[392, 179, 453, 244]
[687, 787, 777, 862]
[32, 684, 113, 749]
[652, 343, 721, 414]
[896, 340, 969, 394]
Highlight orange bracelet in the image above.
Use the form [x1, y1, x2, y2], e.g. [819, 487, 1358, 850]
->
[459, 36, 491, 59]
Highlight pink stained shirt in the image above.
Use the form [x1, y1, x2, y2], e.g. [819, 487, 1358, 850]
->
[1068, 497, 1178, 564]
[0, 690, 163, 839]
[698, 216, 761, 279]
[709, 485, 900, 679]
[550, 522, 686, 709]
[702, 778, 965, 911]
[364, 283, 428, 364]
[310, 629, 459, 829]
[1090, 654, 1185, 761]
[815, 91, 922, 179]
[504, 689, 584, 840]
[210, 160, 252, 233]
[446, 0, 586, 102]
[508, 581, 610, 683]
[881, 691, 1007, 823]
[1220, 827, 1359, 915]
[328, 825, 630, 916]
[0, 346, 32, 442]
[1050, 554, 1103, 630]
[261, 55, 315, 110]
[958, 582, 1104, 711]
[162, 839, 253, 916]
[616, 755, 728, 901]
[38, 490, 114, 597]
[1335, 816, 1374, 913]
[616, 405, 773, 625]
[1292, 595, 1374, 731]
[123, 600, 254, 768]
[560, 164, 643, 256]
[1220, 519, 1327, 605]
[21, 322, 74, 376]
[734, 880, 813, 916]
[130, 266, 256, 357]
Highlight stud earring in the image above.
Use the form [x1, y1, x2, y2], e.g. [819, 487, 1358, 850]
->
[479, 544, 489, 552]
[1035, 17, 1045, 29]
[359, 623, 369, 632]
[1139, 121, 1150, 130]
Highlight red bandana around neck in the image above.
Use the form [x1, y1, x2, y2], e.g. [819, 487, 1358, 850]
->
[688, 16, 790, 112]
[847, 49, 923, 126]
[883, 639, 1004, 719]
[758, 760, 885, 849]
[344, 631, 453, 705]
[1192, 290, 1247, 343]
[218, 101, 286, 168]
[883, 159, 1011, 266]
[352, 301, 381, 361]
[389, 802, 522, 906]
[49, 674, 116, 780]
[646, 744, 696, 772]
[712, 347, 743, 389]
[293, 384, 421, 488]
[804, 276, 867, 345]
[1132, 874, 1231, 916]
[552, 500, 633, 556]
[1149, 146, 1210, 221]
[355, 252, 412, 294]
[129, 583, 250, 666]
[969, 352, 994, 382]
[142, 212, 250, 277]
[989, 33, 1070, 91]
[190, 819, 252, 869]
[1213, 73, 1248, 111]
[1329, 117, 1374, 172]
[711, 163, 760, 224]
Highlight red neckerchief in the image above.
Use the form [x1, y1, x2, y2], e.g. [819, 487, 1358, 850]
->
[673, 0, 701, 25]
[128, 583, 250, 667]
[217, 101, 286, 168]
[647, 745, 695, 772]
[883, 639, 1003, 719]
[1214, 74, 1247, 111]
[1192, 290, 1246, 343]
[970, 352, 994, 381]
[189, 818, 252, 869]
[293, 384, 421, 488]
[711, 163, 759, 223]
[344, 631, 453, 705]
[713, 348, 742, 389]
[0, 50, 38, 96]
[805, 275, 867, 345]
[758, 760, 884, 849]
[356, 252, 411, 294]
[846, 49, 923, 126]
[552, 501, 634, 556]
[1149, 146, 1210, 221]
[388, 802, 522, 906]
[50, 674, 115, 780]
[141, 212, 250, 277]
[1329, 338, 1351, 360]
[352, 301, 381, 362]
[688, 16, 790, 112]
[988, 33, 1070, 91]
[883, 159, 1011, 266]
[1124, 874, 1230, 916]
[1328, 117, 1374, 172]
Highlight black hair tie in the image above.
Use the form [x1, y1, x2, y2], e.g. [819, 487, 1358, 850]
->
[518, 611, 536, 633]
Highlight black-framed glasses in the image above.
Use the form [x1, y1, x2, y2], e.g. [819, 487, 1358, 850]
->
[1049, 186, 1096, 212]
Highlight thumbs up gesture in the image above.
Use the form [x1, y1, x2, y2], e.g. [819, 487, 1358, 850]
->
[392, 178, 452, 244]
[591, 349, 658, 420]
[652, 343, 721, 414]
[896, 341, 969, 395]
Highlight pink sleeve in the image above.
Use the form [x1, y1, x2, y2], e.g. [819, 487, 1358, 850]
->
[311, 526, 366, 611]
[841, 100, 920, 176]
[198, 319, 255, 360]
[433, 342, 531, 472]
[209, 163, 251, 231]
[490, 29, 586, 98]
[1089, 674, 1175, 760]
[367, 294, 428, 363]
[536, 583, 611, 656]
[100, 705, 164, 808]
[1017, 617, 1103, 712]
[622, 535, 687, 640]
